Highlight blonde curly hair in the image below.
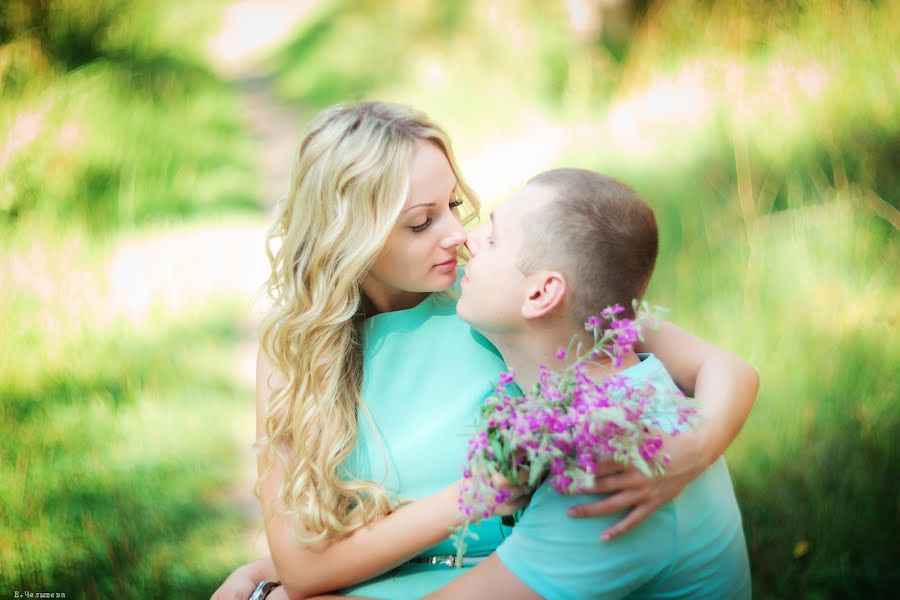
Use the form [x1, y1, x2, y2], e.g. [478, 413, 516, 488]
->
[256, 101, 480, 543]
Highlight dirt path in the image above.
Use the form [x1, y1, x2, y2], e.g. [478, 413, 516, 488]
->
[226, 76, 308, 558]
[235, 75, 306, 212]
[206, 1, 321, 560]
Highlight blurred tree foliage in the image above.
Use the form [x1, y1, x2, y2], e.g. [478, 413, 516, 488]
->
[1, 0, 155, 87]
[266, 0, 896, 208]
[0, 0, 257, 233]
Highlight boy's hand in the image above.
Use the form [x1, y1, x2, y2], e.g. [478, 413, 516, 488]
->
[564, 431, 704, 541]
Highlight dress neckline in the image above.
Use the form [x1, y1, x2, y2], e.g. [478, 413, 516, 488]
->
[361, 293, 441, 336]
[361, 267, 464, 334]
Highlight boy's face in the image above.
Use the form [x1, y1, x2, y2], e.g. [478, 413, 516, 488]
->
[457, 183, 555, 334]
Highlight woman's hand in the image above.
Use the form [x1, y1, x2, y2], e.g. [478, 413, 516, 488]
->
[564, 430, 704, 541]
[489, 470, 532, 517]
[210, 562, 262, 600]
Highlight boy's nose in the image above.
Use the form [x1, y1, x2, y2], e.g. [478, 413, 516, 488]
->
[466, 223, 489, 255]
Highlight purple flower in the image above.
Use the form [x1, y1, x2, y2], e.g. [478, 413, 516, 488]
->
[601, 304, 626, 319]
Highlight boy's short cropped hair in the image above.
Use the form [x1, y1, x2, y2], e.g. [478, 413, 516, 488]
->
[518, 168, 659, 322]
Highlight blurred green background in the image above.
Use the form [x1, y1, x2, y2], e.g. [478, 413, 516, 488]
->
[1, 0, 897, 598]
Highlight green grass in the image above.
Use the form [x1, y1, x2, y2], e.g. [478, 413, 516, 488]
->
[650, 212, 899, 597]
[2, 1, 262, 596]
[0, 303, 257, 597]
[1, 215, 262, 597]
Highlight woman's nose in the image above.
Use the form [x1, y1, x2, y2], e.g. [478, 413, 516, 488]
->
[443, 220, 468, 248]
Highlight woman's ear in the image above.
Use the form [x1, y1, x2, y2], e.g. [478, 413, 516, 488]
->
[521, 271, 567, 319]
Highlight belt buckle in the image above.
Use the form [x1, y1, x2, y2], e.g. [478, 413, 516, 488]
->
[417, 554, 460, 567]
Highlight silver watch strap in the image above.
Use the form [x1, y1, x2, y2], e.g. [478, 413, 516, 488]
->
[249, 580, 281, 600]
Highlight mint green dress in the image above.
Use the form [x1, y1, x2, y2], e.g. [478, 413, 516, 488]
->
[339, 291, 512, 598]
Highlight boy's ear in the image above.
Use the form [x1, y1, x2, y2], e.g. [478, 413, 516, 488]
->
[521, 271, 567, 319]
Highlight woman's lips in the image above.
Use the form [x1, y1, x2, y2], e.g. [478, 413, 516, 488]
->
[433, 258, 457, 273]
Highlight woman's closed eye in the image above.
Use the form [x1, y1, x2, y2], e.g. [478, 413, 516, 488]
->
[410, 199, 465, 233]
[411, 217, 433, 232]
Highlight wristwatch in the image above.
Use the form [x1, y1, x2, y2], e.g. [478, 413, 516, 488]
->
[249, 580, 282, 600]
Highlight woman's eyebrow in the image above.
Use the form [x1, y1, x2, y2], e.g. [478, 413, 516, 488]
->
[403, 179, 459, 214]
[402, 202, 436, 213]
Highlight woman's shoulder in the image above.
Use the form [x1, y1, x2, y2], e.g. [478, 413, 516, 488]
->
[255, 345, 289, 421]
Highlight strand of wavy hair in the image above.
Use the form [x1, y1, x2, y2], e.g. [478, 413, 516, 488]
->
[254, 102, 481, 544]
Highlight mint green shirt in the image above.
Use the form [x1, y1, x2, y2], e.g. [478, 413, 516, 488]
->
[340, 292, 512, 598]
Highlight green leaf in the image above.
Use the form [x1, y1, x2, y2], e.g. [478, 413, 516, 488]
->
[527, 462, 547, 488]
[590, 407, 628, 424]
[490, 438, 507, 464]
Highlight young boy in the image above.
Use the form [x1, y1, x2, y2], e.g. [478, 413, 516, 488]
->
[434, 168, 751, 599]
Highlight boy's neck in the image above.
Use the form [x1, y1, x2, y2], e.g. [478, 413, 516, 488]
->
[488, 326, 641, 391]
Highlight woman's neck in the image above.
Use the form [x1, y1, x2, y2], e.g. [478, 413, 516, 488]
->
[359, 284, 431, 317]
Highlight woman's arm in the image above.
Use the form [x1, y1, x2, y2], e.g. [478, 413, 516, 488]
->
[566, 320, 759, 539]
[266, 481, 464, 599]
[211, 483, 464, 600]
[255, 347, 469, 599]
[210, 558, 278, 600]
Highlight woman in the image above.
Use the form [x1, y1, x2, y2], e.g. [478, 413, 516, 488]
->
[211, 101, 758, 600]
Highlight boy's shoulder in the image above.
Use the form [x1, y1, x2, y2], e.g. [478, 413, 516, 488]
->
[623, 353, 678, 390]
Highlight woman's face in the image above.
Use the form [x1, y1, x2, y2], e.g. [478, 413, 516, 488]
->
[362, 140, 467, 305]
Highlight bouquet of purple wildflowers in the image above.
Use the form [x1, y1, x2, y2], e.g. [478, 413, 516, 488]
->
[453, 302, 698, 561]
